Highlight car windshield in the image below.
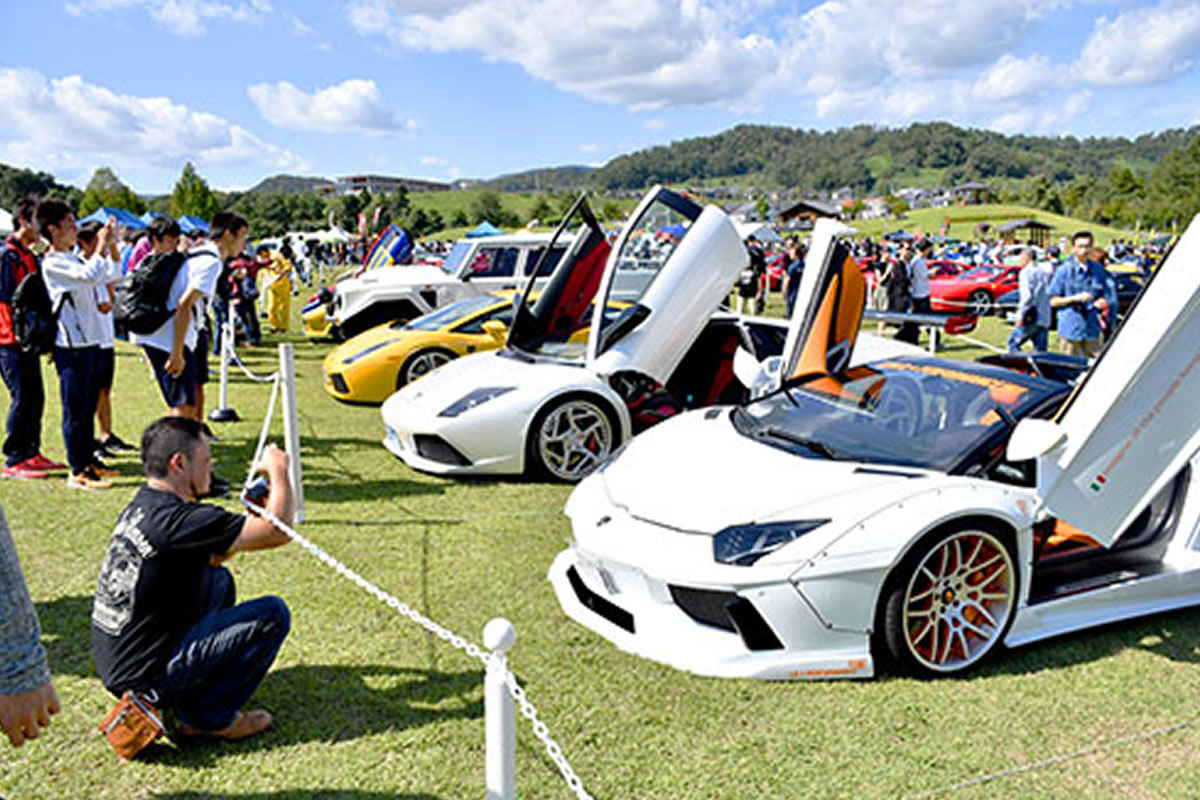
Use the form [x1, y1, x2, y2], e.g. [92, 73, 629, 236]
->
[732, 358, 1060, 472]
[440, 240, 474, 275]
[394, 294, 506, 331]
[959, 266, 1001, 280]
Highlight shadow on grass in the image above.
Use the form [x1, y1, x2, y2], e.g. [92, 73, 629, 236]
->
[876, 605, 1200, 681]
[140, 663, 482, 767]
[156, 793, 437, 800]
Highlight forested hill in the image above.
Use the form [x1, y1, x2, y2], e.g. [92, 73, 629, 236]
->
[246, 175, 335, 195]
[590, 122, 1199, 193]
[481, 165, 596, 192]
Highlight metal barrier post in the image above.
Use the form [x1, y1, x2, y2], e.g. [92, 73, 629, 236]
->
[209, 315, 240, 422]
[484, 618, 517, 800]
[278, 343, 305, 523]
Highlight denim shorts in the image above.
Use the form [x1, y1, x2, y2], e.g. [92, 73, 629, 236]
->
[143, 345, 197, 409]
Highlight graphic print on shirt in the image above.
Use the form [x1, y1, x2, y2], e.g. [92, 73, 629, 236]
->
[91, 506, 156, 635]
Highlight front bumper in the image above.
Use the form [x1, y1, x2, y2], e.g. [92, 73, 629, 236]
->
[381, 390, 524, 476]
[548, 544, 874, 681]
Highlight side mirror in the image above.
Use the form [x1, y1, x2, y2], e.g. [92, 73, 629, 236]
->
[482, 320, 508, 341]
[1006, 418, 1067, 462]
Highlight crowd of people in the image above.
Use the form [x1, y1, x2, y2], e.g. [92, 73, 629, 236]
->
[1, 197, 300, 750]
[738, 225, 1164, 356]
[0, 198, 320, 492]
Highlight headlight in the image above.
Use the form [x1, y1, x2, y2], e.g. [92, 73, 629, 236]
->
[712, 520, 829, 566]
[439, 386, 516, 417]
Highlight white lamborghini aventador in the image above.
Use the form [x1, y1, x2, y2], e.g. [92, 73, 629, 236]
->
[549, 212, 1200, 680]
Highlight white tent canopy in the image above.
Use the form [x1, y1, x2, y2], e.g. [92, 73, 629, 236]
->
[0, 207, 13, 237]
[734, 221, 783, 243]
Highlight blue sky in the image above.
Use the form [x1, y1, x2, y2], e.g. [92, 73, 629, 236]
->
[2, 0, 1198, 194]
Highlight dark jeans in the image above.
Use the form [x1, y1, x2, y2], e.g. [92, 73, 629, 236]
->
[158, 566, 290, 731]
[51, 345, 99, 474]
[234, 300, 261, 345]
[0, 344, 44, 466]
[211, 297, 229, 356]
[896, 296, 930, 345]
[1007, 323, 1049, 353]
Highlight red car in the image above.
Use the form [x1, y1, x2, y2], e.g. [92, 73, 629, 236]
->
[930, 263, 1018, 316]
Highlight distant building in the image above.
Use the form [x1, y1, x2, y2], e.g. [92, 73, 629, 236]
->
[951, 181, 991, 205]
[331, 174, 453, 196]
[777, 199, 841, 227]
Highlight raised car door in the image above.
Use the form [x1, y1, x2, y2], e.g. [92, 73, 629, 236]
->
[775, 218, 867, 387]
[1015, 213, 1200, 546]
[586, 186, 746, 383]
[507, 195, 610, 354]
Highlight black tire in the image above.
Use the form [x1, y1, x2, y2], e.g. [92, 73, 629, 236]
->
[526, 395, 618, 482]
[881, 522, 1017, 677]
[396, 348, 456, 389]
[967, 289, 992, 316]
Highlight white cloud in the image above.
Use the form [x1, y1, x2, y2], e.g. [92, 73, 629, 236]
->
[0, 67, 306, 182]
[285, 13, 332, 50]
[247, 79, 416, 135]
[348, 0, 788, 111]
[973, 54, 1059, 100]
[578, 143, 600, 154]
[65, 0, 272, 36]
[419, 155, 446, 166]
[1075, 0, 1200, 86]
[643, 118, 667, 131]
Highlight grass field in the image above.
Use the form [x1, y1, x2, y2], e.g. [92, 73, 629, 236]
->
[3, 294, 1200, 800]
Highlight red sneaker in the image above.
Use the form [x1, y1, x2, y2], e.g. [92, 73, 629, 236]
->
[27, 454, 67, 472]
[3, 462, 49, 480]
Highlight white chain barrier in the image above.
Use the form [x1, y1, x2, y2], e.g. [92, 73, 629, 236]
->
[240, 495, 596, 800]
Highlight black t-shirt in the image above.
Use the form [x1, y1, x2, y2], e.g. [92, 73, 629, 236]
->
[91, 486, 244, 694]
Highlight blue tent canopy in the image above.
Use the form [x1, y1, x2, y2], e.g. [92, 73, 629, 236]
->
[466, 221, 505, 238]
[80, 207, 146, 230]
[140, 211, 166, 225]
[883, 230, 914, 241]
[178, 215, 209, 234]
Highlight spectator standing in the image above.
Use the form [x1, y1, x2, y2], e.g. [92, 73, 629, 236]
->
[227, 253, 261, 346]
[1006, 248, 1052, 353]
[1048, 231, 1108, 358]
[734, 236, 765, 315]
[76, 222, 135, 459]
[131, 213, 247, 422]
[0, 196, 65, 480]
[38, 202, 118, 490]
[91, 418, 293, 742]
[263, 246, 293, 333]
[896, 239, 932, 345]
[783, 238, 805, 318]
[0, 502, 60, 748]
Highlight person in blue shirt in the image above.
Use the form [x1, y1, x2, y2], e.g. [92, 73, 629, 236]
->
[1048, 231, 1109, 358]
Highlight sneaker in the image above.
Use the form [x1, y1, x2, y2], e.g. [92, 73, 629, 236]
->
[175, 709, 273, 742]
[94, 440, 116, 460]
[3, 462, 49, 480]
[67, 469, 113, 491]
[100, 433, 136, 453]
[27, 454, 67, 472]
[90, 460, 120, 478]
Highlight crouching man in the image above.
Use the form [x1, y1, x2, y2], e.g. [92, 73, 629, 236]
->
[91, 417, 294, 741]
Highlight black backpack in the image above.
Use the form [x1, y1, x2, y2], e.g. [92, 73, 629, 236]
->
[115, 252, 190, 335]
[11, 270, 63, 355]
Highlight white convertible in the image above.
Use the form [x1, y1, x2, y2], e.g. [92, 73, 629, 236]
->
[550, 213, 1200, 680]
[380, 187, 919, 481]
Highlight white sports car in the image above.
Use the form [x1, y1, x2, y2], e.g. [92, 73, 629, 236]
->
[380, 187, 920, 481]
[549, 213, 1200, 680]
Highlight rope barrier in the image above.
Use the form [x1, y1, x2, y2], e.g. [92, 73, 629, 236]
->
[227, 347, 280, 384]
[240, 495, 596, 800]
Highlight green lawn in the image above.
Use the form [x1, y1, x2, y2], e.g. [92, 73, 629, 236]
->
[850, 203, 1137, 248]
[3, 297, 1200, 800]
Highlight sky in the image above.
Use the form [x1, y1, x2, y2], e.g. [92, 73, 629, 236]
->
[1, 0, 1199, 195]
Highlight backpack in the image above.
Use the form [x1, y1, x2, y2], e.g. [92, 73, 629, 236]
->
[115, 252, 189, 335]
[11, 270, 62, 355]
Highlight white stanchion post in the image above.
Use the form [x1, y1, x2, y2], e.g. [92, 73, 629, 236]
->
[209, 315, 240, 422]
[484, 618, 517, 800]
[278, 343, 305, 523]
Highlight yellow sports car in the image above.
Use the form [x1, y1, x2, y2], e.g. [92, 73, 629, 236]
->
[323, 292, 519, 404]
